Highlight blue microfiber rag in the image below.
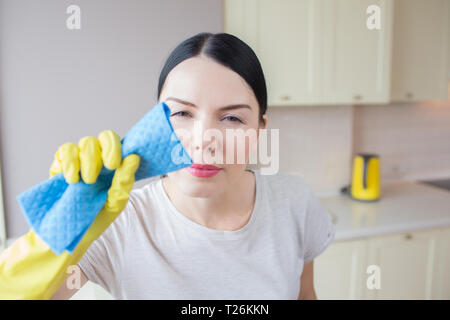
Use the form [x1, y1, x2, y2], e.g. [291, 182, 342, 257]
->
[16, 101, 192, 255]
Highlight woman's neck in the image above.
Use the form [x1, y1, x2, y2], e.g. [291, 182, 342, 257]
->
[162, 170, 256, 231]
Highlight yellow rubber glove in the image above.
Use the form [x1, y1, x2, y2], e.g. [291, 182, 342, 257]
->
[0, 130, 140, 299]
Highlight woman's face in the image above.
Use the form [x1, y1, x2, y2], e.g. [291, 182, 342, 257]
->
[158, 55, 267, 197]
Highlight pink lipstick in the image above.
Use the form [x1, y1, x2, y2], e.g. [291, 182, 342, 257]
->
[187, 163, 222, 178]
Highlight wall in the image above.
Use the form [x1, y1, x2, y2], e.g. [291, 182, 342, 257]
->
[265, 105, 353, 196]
[353, 84, 450, 183]
[0, 0, 223, 238]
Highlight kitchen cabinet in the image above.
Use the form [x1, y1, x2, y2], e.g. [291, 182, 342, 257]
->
[225, 0, 449, 105]
[314, 226, 450, 299]
[391, 0, 449, 102]
[257, 0, 322, 106]
[314, 238, 367, 300]
[321, 0, 393, 104]
[432, 227, 450, 299]
[225, 0, 322, 105]
[364, 229, 436, 300]
[224, 0, 393, 106]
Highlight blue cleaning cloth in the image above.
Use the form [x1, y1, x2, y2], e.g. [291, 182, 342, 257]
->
[17, 102, 192, 255]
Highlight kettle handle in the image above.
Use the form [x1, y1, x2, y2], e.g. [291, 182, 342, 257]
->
[360, 154, 378, 190]
[362, 157, 368, 190]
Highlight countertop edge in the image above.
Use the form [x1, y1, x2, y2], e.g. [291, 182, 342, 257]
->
[333, 218, 450, 242]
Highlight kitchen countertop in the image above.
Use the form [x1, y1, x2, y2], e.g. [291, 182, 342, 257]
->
[319, 181, 450, 242]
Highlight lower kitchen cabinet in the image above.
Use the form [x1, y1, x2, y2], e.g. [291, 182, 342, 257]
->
[314, 226, 450, 299]
[364, 229, 436, 299]
[314, 238, 367, 299]
[432, 227, 450, 299]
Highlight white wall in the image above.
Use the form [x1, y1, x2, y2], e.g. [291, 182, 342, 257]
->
[266, 105, 353, 196]
[353, 84, 450, 183]
[0, 0, 223, 238]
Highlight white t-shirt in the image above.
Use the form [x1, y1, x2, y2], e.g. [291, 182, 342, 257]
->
[78, 168, 335, 300]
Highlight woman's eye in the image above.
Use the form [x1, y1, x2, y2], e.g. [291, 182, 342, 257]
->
[170, 111, 191, 118]
[223, 115, 244, 124]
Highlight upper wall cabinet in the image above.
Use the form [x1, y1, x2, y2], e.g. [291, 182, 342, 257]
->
[224, 0, 449, 106]
[391, 0, 449, 102]
[224, 0, 393, 106]
[321, 0, 393, 105]
[225, 0, 322, 106]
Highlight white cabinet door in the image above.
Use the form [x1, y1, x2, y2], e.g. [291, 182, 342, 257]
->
[314, 239, 367, 300]
[225, 0, 448, 105]
[364, 229, 437, 299]
[225, 0, 393, 106]
[391, 0, 449, 101]
[315, 227, 449, 300]
[225, 0, 322, 106]
[321, 0, 393, 104]
[223, 0, 259, 53]
[257, 0, 322, 106]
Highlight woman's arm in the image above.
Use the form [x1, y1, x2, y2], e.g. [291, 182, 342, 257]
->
[297, 260, 318, 300]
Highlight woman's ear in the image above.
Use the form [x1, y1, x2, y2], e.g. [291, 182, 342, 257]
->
[259, 115, 268, 130]
[255, 115, 268, 144]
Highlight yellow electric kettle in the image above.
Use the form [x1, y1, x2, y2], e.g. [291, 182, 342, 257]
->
[350, 153, 380, 201]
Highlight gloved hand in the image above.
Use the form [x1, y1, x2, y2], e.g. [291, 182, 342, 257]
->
[0, 130, 140, 299]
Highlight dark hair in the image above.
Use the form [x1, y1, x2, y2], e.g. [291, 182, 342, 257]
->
[157, 32, 267, 125]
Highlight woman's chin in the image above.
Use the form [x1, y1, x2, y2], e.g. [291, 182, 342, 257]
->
[176, 172, 223, 197]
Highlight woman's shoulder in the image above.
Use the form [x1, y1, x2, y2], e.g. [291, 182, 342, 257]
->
[127, 177, 162, 212]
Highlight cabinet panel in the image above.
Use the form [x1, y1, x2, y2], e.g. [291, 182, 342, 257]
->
[225, 0, 393, 106]
[432, 227, 450, 299]
[225, 0, 448, 105]
[223, 0, 259, 52]
[365, 229, 437, 299]
[314, 239, 367, 300]
[322, 0, 393, 104]
[257, 0, 321, 106]
[391, 0, 449, 101]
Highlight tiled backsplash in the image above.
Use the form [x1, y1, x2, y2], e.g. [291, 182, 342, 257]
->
[353, 99, 450, 183]
[262, 84, 450, 196]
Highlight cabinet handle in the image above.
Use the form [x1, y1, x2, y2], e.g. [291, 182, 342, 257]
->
[406, 92, 414, 99]
[280, 95, 291, 101]
[353, 94, 363, 101]
[404, 233, 413, 240]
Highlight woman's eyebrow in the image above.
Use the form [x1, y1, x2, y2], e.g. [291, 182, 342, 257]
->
[165, 97, 251, 111]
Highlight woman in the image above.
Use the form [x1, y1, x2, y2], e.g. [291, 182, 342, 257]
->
[53, 32, 335, 299]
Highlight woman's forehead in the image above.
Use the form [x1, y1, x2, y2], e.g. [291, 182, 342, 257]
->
[161, 56, 258, 109]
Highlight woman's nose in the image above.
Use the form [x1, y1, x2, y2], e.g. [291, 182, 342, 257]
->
[190, 118, 218, 155]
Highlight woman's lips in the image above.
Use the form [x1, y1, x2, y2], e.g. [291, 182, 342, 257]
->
[187, 164, 222, 178]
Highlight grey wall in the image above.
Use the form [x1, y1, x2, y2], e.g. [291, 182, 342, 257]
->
[0, 0, 223, 238]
